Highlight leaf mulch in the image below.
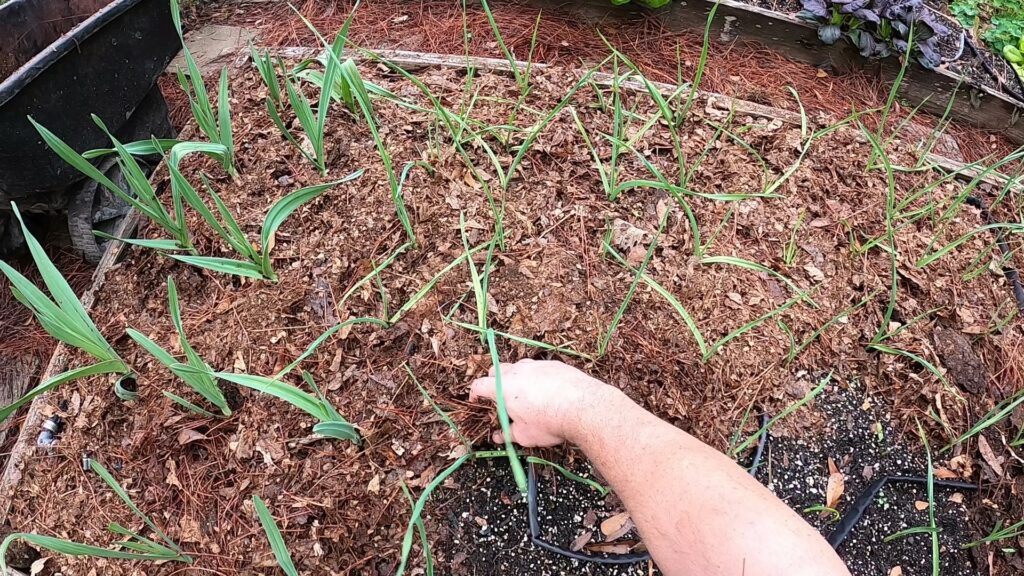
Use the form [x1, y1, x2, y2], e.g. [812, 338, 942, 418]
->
[1, 58, 1022, 575]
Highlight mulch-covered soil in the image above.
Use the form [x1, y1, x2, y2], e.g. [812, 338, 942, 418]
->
[188, 0, 1021, 165]
[1, 51, 1022, 576]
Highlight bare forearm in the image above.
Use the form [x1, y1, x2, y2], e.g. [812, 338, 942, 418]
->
[568, 387, 850, 576]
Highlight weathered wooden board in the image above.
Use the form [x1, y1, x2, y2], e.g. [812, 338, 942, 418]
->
[516, 0, 1024, 143]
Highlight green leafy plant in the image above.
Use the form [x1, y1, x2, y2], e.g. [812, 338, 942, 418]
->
[170, 167, 364, 281]
[170, 0, 235, 176]
[250, 44, 282, 107]
[1, 461, 191, 572]
[127, 276, 231, 417]
[1003, 36, 1024, 83]
[209, 369, 361, 442]
[0, 204, 129, 422]
[28, 117, 193, 252]
[292, 14, 416, 245]
[964, 517, 1024, 549]
[485, 329, 528, 496]
[599, 207, 671, 357]
[252, 495, 298, 576]
[951, 0, 1024, 55]
[266, 31, 344, 176]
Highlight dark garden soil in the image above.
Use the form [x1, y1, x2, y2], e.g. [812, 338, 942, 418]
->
[438, 458, 654, 576]
[756, 379, 985, 576]
[1, 49, 1023, 576]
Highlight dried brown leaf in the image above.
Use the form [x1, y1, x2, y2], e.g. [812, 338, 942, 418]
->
[600, 512, 630, 537]
[570, 531, 593, 552]
[177, 429, 208, 445]
[825, 472, 845, 509]
[977, 435, 1004, 478]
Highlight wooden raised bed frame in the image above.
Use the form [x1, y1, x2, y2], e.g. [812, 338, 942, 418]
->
[521, 0, 1024, 144]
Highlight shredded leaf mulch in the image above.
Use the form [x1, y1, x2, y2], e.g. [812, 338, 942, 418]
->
[1, 57, 1022, 575]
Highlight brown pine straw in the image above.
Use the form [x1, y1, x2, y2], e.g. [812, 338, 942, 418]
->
[190, 0, 1020, 164]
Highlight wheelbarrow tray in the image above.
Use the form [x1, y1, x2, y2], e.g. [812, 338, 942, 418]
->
[0, 0, 178, 204]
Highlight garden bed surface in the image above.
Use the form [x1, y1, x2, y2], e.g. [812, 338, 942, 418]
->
[1, 56, 1021, 575]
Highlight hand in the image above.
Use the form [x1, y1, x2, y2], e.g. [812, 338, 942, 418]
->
[469, 359, 611, 447]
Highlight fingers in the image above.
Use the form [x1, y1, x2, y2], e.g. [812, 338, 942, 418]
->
[487, 362, 515, 377]
[469, 376, 496, 402]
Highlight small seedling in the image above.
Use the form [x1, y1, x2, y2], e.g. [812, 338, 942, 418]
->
[731, 374, 831, 456]
[803, 505, 841, 522]
[127, 276, 230, 417]
[783, 211, 806, 267]
[0, 461, 191, 571]
[252, 495, 299, 576]
[170, 166, 364, 281]
[964, 518, 1024, 549]
[171, 0, 235, 175]
[0, 204, 129, 422]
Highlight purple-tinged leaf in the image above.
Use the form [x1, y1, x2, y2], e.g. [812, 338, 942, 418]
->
[818, 24, 843, 45]
[839, 0, 870, 14]
[852, 8, 880, 24]
[917, 42, 941, 68]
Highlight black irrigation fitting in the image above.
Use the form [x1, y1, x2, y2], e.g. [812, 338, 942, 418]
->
[524, 412, 771, 565]
[827, 475, 978, 549]
[748, 413, 771, 476]
[966, 196, 1024, 313]
[36, 413, 62, 448]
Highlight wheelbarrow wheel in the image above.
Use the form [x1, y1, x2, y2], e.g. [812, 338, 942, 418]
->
[67, 158, 131, 264]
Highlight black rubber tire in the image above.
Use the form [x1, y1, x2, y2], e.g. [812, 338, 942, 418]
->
[67, 158, 131, 263]
[0, 211, 27, 257]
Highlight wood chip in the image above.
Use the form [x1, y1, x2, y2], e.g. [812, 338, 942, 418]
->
[804, 263, 825, 282]
[177, 429, 208, 445]
[977, 435, 1004, 478]
[915, 500, 929, 511]
[600, 512, 630, 537]
[586, 542, 633, 554]
[825, 471, 845, 509]
[605, 517, 635, 543]
[366, 474, 381, 494]
[888, 566, 903, 576]
[570, 530, 593, 552]
[949, 492, 964, 504]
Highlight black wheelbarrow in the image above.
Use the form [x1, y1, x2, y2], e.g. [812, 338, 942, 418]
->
[0, 0, 179, 262]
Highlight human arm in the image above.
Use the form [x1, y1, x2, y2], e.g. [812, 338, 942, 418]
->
[470, 359, 851, 576]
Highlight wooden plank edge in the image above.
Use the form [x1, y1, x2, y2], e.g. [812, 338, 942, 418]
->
[515, 0, 1024, 141]
[0, 122, 197, 527]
